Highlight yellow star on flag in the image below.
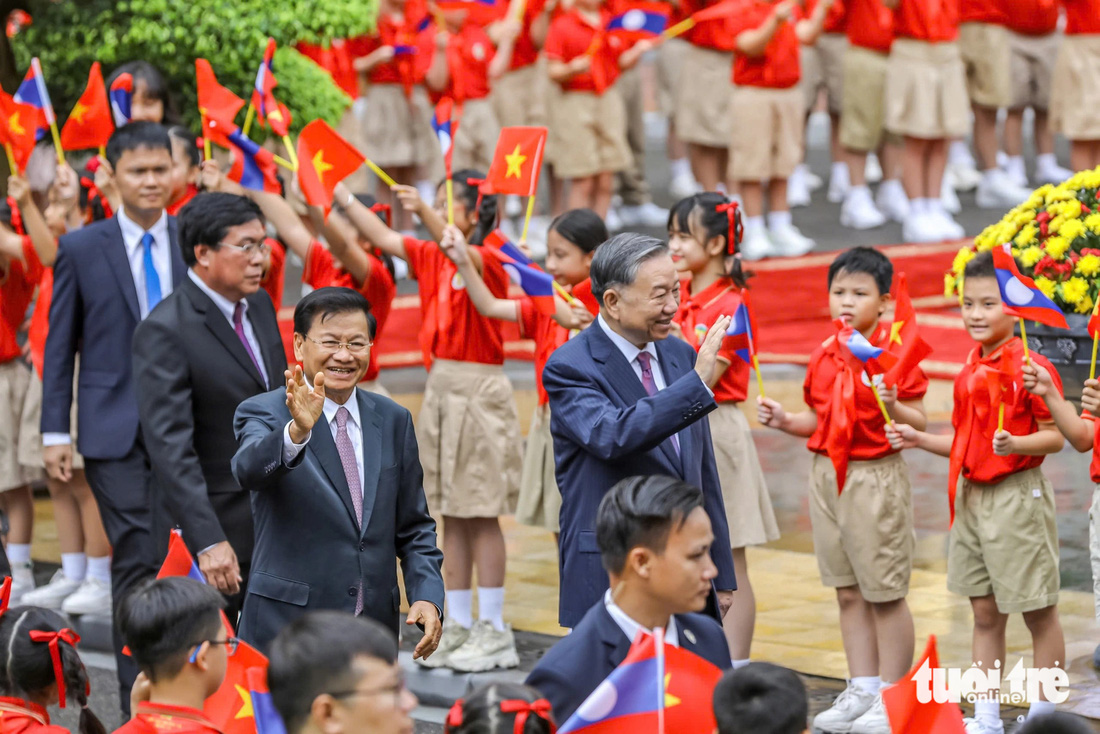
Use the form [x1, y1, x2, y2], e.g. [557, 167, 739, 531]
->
[664, 673, 680, 707]
[312, 150, 334, 182]
[9, 112, 24, 136]
[889, 319, 905, 346]
[505, 144, 526, 178]
[234, 684, 254, 720]
[69, 101, 87, 125]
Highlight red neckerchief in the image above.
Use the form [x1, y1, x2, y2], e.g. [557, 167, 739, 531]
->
[134, 702, 225, 734]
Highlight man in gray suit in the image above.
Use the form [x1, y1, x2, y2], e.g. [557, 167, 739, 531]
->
[231, 287, 444, 655]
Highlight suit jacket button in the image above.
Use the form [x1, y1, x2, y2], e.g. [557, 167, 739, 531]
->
[359, 541, 366, 551]
[347, 587, 357, 597]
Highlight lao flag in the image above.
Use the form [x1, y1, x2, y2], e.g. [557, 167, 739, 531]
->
[433, 98, 457, 177]
[882, 637, 966, 734]
[485, 126, 548, 197]
[109, 72, 133, 127]
[725, 290, 758, 364]
[607, 2, 669, 41]
[14, 57, 54, 141]
[157, 530, 207, 583]
[253, 38, 278, 117]
[991, 244, 1069, 328]
[484, 229, 557, 315]
[247, 667, 287, 734]
[883, 272, 932, 388]
[836, 320, 898, 376]
[60, 63, 112, 152]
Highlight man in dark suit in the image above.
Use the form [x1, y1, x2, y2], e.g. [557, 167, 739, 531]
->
[40, 122, 182, 709]
[543, 232, 737, 629]
[231, 287, 444, 655]
[526, 475, 732, 724]
[133, 192, 287, 620]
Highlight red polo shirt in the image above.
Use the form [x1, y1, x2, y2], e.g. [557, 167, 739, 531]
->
[1, 237, 43, 364]
[674, 278, 750, 404]
[681, 0, 742, 50]
[846, 0, 894, 52]
[446, 22, 496, 101]
[807, 0, 848, 33]
[511, 0, 551, 69]
[1004, 0, 1059, 35]
[730, 1, 803, 88]
[1065, 0, 1100, 34]
[359, 13, 436, 86]
[112, 702, 223, 734]
[0, 698, 68, 734]
[893, 0, 960, 41]
[959, 0, 1007, 25]
[544, 9, 624, 92]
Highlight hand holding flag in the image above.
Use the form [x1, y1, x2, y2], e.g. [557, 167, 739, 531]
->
[433, 98, 457, 224]
[204, 113, 281, 194]
[607, 2, 670, 42]
[1088, 298, 1100, 382]
[60, 62, 113, 154]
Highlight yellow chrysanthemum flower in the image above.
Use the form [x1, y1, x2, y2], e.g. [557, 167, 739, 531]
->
[1015, 222, 1039, 246]
[1061, 217, 1087, 243]
[1086, 213, 1100, 235]
[952, 247, 975, 274]
[1062, 276, 1090, 305]
[1044, 235, 1070, 261]
[1048, 215, 1065, 234]
[1035, 277, 1057, 299]
[1019, 246, 1044, 268]
[944, 273, 957, 298]
[1077, 294, 1095, 315]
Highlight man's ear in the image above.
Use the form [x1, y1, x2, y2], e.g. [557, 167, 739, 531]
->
[311, 694, 342, 734]
[626, 546, 653, 579]
[603, 288, 620, 319]
[293, 333, 305, 365]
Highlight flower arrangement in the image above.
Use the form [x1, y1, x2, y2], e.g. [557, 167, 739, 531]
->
[945, 167, 1100, 315]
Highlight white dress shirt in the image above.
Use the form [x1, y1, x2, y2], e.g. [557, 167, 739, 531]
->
[187, 270, 269, 388]
[597, 315, 667, 389]
[603, 589, 680, 647]
[282, 391, 365, 495]
[118, 207, 173, 319]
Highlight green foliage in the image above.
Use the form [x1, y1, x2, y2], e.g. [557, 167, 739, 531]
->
[14, 0, 374, 136]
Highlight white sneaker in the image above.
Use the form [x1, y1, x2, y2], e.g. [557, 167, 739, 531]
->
[813, 683, 877, 733]
[604, 207, 624, 232]
[828, 164, 851, 204]
[1003, 156, 1028, 189]
[788, 165, 813, 208]
[941, 171, 962, 214]
[10, 562, 34, 604]
[504, 195, 524, 218]
[902, 212, 945, 243]
[619, 202, 670, 228]
[768, 221, 816, 257]
[875, 180, 910, 222]
[1035, 154, 1073, 186]
[932, 209, 965, 240]
[670, 170, 701, 199]
[865, 154, 883, 184]
[21, 570, 81, 610]
[976, 169, 1032, 209]
[948, 143, 981, 191]
[850, 695, 891, 734]
[739, 224, 773, 261]
[60, 577, 112, 616]
[805, 166, 824, 191]
[415, 618, 471, 669]
[840, 187, 887, 230]
[447, 620, 520, 672]
[963, 716, 1005, 734]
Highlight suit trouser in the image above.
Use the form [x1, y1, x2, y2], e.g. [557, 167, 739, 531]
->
[83, 436, 168, 715]
[614, 67, 651, 207]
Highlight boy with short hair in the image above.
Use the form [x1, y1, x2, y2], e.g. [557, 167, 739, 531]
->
[713, 662, 809, 734]
[887, 250, 1066, 733]
[758, 246, 927, 733]
[114, 577, 231, 734]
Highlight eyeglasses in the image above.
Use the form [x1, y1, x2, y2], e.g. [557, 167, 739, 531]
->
[305, 336, 372, 354]
[188, 636, 240, 663]
[218, 240, 271, 257]
[328, 677, 407, 703]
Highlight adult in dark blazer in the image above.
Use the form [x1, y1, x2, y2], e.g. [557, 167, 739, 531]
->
[543, 233, 737, 629]
[231, 287, 444, 655]
[526, 476, 731, 724]
[133, 193, 287, 621]
[40, 122, 181, 710]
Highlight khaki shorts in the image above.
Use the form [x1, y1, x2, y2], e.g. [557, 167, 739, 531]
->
[1008, 31, 1060, 110]
[711, 403, 779, 548]
[549, 90, 631, 179]
[674, 44, 734, 148]
[0, 360, 42, 491]
[490, 62, 549, 129]
[728, 85, 804, 181]
[840, 45, 890, 152]
[801, 33, 847, 114]
[17, 366, 84, 472]
[885, 39, 970, 140]
[656, 37, 689, 116]
[948, 468, 1059, 613]
[1090, 484, 1100, 621]
[362, 84, 441, 170]
[959, 22, 1013, 108]
[809, 452, 914, 602]
[1051, 35, 1100, 141]
[417, 359, 522, 518]
[516, 403, 560, 533]
[452, 97, 501, 174]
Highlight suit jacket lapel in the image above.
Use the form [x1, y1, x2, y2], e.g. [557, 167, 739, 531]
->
[103, 220, 141, 322]
[587, 325, 649, 407]
[656, 341, 690, 475]
[596, 603, 634, 671]
[247, 293, 287, 382]
[185, 280, 268, 390]
[357, 390, 382, 536]
[307, 417, 360, 528]
[168, 218, 186, 287]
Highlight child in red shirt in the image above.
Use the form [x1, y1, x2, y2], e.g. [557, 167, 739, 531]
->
[794, 0, 847, 208]
[667, 193, 778, 668]
[1051, 0, 1100, 170]
[166, 127, 200, 217]
[759, 247, 927, 732]
[887, 250, 1066, 729]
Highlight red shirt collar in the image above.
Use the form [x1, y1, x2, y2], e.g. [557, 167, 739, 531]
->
[0, 697, 49, 724]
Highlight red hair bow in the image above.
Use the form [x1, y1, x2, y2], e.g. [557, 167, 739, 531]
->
[715, 200, 742, 255]
[466, 177, 490, 218]
[499, 698, 556, 734]
[28, 628, 80, 708]
[369, 202, 392, 229]
[0, 577, 11, 618]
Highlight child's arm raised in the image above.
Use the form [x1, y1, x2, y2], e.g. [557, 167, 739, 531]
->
[426, 31, 451, 92]
[877, 384, 928, 431]
[736, 0, 794, 56]
[394, 184, 446, 243]
[10, 175, 57, 267]
[322, 211, 372, 285]
[757, 397, 818, 437]
[440, 224, 518, 321]
[354, 45, 397, 75]
[333, 182, 409, 262]
[245, 189, 316, 263]
[796, 0, 834, 44]
[884, 423, 953, 457]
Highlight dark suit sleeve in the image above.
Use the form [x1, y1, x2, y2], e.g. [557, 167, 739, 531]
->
[132, 316, 227, 552]
[542, 356, 716, 461]
[232, 396, 304, 491]
[394, 409, 444, 616]
[41, 237, 81, 434]
[698, 419, 737, 590]
[526, 665, 584, 724]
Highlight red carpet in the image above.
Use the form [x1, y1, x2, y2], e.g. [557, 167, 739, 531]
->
[279, 241, 972, 381]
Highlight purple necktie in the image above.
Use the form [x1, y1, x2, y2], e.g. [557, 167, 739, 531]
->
[335, 406, 364, 614]
[232, 302, 266, 387]
[636, 352, 679, 456]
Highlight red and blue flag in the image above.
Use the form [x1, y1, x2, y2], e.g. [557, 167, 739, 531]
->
[14, 57, 54, 141]
[991, 244, 1069, 329]
[109, 72, 133, 127]
[725, 290, 757, 364]
[247, 667, 287, 734]
[206, 114, 280, 193]
[433, 98, 456, 177]
[484, 229, 557, 315]
[157, 530, 208, 584]
[253, 39, 277, 116]
[835, 319, 898, 375]
[607, 2, 669, 41]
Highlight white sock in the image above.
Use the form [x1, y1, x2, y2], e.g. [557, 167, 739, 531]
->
[912, 198, 930, 215]
[1028, 700, 1055, 719]
[950, 140, 974, 166]
[670, 157, 690, 179]
[1036, 153, 1059, 173]
[446, 589, 473, 629]
[477, 586, 506, 631]
[974, 699, 1000, 721]
[744, 215, 765, 234]
[831, 161, 849, 181]
[7, 544, 31, 565]
[60, 553, 87, 582]
[1005, 154, 1024, 171]
[86, 556, 111, 584]
[767, 210, 792, 230]
[852, 676, 882, 694]
[731, 658, 751, 669]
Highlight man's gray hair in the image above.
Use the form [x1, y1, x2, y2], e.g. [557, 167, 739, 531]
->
[590, 233, 670, 306]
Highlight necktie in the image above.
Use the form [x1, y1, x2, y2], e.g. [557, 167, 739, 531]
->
[141, 232, 162, 314]
[232, 302, 266, 387]
[334, 406, 364, 614]
[636, 352, 680, 456]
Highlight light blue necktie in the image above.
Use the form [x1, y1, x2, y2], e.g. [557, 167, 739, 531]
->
[141, 232, 162, 313]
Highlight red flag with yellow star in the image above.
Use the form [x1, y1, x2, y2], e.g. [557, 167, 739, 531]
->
[196, 59, 246, 148]
[0, 89, 40, 173]
[882, 272, 932, 388]
[203, 637, 268, 734]
[296, 119, 365, 214]
[59, 62, 112, 152]
[485, 126, 547, 197]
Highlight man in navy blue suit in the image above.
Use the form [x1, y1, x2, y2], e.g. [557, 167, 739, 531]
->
[526, 475, 732, 724]
[40, 122, 182, 710]
[543, 233, 736, 629]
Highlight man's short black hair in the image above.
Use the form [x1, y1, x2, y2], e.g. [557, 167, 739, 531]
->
[595, 475, 705, 575]
[713, 663, 808, 734]
[1016, 712, 1094, 734]
[293, 286, 376, 341]
[827, 246, 893, 296]
[268, 611, 398, 734]
[178, 192, 265, 266]
[105, 121, 172, 169]
[117, 577, 226, 683]
[963, 249, 997, 280]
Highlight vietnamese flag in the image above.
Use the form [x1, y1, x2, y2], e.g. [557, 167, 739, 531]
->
[883, 273, 932, 388]
[0, 90, 42, 174]
[296, 119, 365, 214]
[882, 636, 966, 734]
[60, 62, 112, 152]
[485, 126, 547, 197]
[204, 639, 269, 734]
[195, 59, 246, 147]
[247, 667, 288, 734]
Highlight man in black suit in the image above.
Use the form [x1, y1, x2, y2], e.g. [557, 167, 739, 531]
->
[133, 192, 288, 620]
[231, 287, 444, 656]
[40, 122, 182, 709]
[526, 475, 732, 724]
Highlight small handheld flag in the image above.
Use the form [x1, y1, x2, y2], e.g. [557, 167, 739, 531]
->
[157, 530, 207, 583]
[60, 62, 113, 154]
[205, 113, 281, 194]
[836, 320, 897, 424]
[433, 98, 458, 224]
[296, 119, 366, 215]
[1088, 297, 1100, 381]
[247, 667, 288, 734]
[882, 637, 967, 734]
[109, 72, 133, 128]
[607, 2, 669, 41]
[484, 229, 557, 315]
[0, 91, 38, 174]
[14, 58, 63, 164]
[195, 59, 246, 159]
[883, 272, 933, 388]
[726, 290, 766, 399]
[486, 126, 548, 241]
[991, 244, 1069, 329]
